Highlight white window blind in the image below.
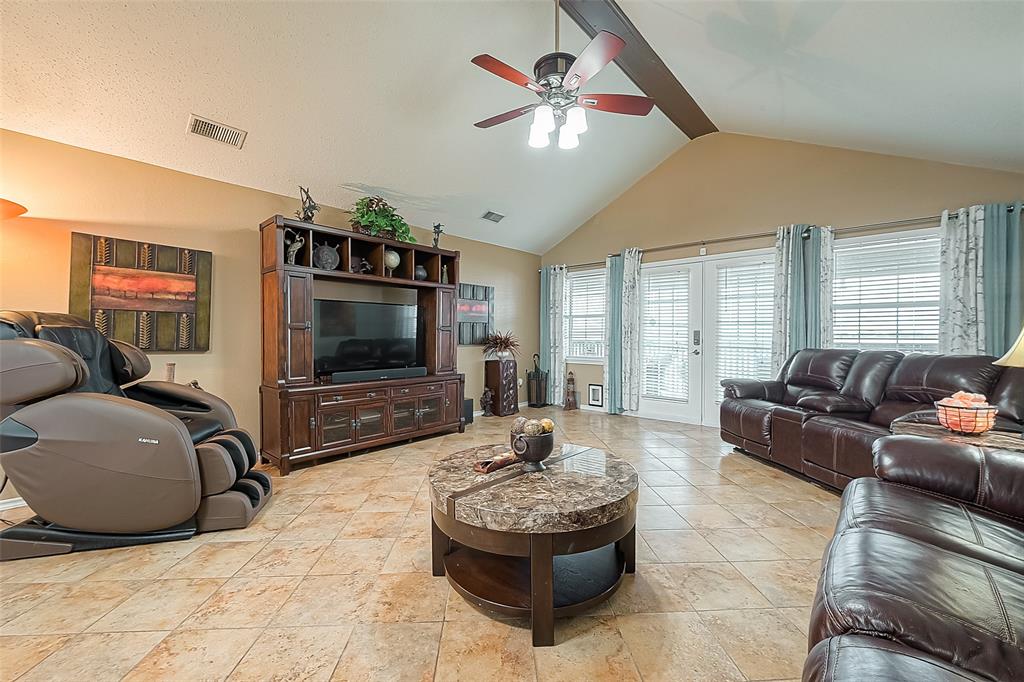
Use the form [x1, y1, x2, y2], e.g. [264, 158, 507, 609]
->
[715, 259, 775, 388]
[565, 270, 606, 360]
[832, 230, 941, 352]
[641, 268, 691, 401]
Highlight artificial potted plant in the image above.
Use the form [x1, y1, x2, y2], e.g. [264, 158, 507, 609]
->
[350, 195, 416, 243]
[483, 331, 520, 359]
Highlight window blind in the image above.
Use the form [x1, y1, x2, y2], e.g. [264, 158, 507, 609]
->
[641, 268, 691, 401]
[714, 259, 775, 391]
[832, 231, 941, 352]
[565, 270, 606, 360]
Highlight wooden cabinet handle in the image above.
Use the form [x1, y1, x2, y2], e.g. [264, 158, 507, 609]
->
[367, 392, 377, 398]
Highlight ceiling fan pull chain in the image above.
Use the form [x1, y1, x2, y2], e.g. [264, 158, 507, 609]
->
[555, 0, 560, 53]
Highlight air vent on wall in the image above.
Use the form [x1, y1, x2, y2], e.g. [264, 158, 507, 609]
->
[481, 210, 505, 223]
[187, 114, 247, 149]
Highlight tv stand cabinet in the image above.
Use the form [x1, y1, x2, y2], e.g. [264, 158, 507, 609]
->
[259, 215, 464, 475]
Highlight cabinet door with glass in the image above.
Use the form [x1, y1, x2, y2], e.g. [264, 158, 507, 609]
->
[392, 398, 419, 435]
[318, 405, 355, 450]
[355, 402, 388, 442]
[417, 395, 445, 429]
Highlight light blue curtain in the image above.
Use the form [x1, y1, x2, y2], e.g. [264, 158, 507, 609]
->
[539, 268, 551, 403]
[983, 201, 1024, 356]
[605, 254, 625, 414]
[771, 225, 833, 370]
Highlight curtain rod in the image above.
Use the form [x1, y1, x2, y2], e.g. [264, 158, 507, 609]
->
[542, 214, 946, 272]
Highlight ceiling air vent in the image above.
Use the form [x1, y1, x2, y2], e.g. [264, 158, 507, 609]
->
[481, 210, 505, 223]
[187, 114, 247, 149]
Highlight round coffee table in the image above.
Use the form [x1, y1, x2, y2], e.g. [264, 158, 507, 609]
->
[428, 443, 638, 646]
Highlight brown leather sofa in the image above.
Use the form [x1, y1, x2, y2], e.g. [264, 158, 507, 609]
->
[720, 349, 1024, 490]
[803, 435, 1024, 681]
[0, 311, 271, 560]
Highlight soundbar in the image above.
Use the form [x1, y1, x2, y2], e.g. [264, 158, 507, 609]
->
[330, 366, 428, 384]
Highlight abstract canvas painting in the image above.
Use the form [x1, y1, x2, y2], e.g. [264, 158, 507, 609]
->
[456, 283, 494, 345]
[69, 232, 212, 352]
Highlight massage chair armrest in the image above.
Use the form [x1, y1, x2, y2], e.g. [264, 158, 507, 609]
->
[796, 394, 873, 415]
[873, 435, 1024, 518]
[0, 337, 87, 405]
[0, 393, 202, 532]
[125, 380, 238, 429]
[720, 378, 785, 402]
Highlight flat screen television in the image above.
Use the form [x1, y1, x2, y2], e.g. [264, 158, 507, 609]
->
[313, 299, 421, 376]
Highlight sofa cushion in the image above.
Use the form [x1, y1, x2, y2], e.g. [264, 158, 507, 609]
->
[810, 528, 1024, 682]
[883, 354, 1003, 403]
[869, 399, 931, 427]
[837, 478, 1024, 575]
[720, 398, 775, 447]
[990, 366, 1024, 425]
[839, 350, 904, 405]
[804, 635, 988, 682]
[783, 349, 860, 391]
[802, 416, 889, 480]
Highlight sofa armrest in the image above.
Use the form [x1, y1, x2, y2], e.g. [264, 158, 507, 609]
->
[720, 379, 785, 402]
[873, 435, 1024, 518]
[796, 394, 873, 415]
[125, 380, 238, 429]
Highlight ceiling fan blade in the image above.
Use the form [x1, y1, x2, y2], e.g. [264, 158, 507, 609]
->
[471, 55, 546, 93]
[576, 94, 655, 116]
[474, 103, 539, 129]
[562, 30, 625, 91]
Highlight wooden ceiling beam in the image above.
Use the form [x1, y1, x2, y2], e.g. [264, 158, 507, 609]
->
[561, 0, 718, 139]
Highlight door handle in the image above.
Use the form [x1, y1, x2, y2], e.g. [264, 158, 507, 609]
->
[692, 349, 701, 355]
[308, 417, 316, 430]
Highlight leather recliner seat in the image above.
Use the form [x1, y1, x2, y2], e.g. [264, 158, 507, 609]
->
[0, 311, 272, 560]
[721, 348, 1024, 490]
[803, 435, 1024, 682]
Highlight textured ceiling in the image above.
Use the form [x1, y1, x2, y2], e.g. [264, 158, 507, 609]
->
[2, 2, 1021, 256]
[619, 0, 1024, 173]
[0, 1, 683, 254]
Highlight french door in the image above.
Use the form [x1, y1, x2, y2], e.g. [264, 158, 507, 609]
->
[636, 251, 775, 426]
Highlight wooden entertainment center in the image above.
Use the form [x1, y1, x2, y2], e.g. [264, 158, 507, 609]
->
[259, 214, 464, 475]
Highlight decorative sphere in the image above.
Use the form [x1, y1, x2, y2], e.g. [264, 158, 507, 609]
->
[510, 417, 528, 435]
[383, 249, 401, 270]
[539, 418, 555, 433]
[523, 419, 545, 436]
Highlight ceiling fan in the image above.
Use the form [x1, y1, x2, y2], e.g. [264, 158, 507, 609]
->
[471, 0, 654, 149]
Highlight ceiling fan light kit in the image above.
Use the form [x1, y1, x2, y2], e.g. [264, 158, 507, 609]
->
[471, 1, 654, 150]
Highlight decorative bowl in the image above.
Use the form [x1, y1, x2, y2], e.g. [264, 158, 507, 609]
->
[511, 432, 554, 472]
[934, 402, 998, 435]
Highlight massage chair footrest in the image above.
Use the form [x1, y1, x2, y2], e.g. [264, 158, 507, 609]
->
[196, 471, 273, 533]
[0, 516, 197, 561]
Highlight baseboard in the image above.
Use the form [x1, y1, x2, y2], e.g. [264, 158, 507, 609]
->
[473, 401, 532, 418]
[0, 497, 27, 511]
[580, 404, 604, 413]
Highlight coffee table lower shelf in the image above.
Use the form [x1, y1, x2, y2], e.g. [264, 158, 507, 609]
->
[444, 542, 626, 618]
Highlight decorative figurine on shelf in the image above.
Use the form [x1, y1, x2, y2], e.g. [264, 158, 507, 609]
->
[432, 222, 444, 248]
[383, 249, 401, 276]
[295, 186, 321, 223]
[564, 371, 579, 410]
[357, 258, 374, 274]
[284, 228, 304, 265]
[481, 387, 495, 417]
[312, 242, 341, 270]
[441, 264, 449, 284]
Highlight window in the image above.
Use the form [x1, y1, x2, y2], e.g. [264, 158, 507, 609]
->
[641, 266, 692, 401]
[565, 270, 606, 361]
[713, 258, 775, 387]
[832, 229, 941, 353]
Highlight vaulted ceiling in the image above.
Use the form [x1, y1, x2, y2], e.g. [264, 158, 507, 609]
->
[2, 1, 1020, 255]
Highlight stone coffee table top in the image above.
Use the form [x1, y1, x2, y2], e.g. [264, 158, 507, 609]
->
[428, 443, 639, 534]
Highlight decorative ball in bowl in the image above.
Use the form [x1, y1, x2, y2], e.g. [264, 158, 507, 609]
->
[512, 432, 554, 472]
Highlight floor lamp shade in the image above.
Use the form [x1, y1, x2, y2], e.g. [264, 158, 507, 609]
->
[994, 325, 1024, 367]
[1, 198, 27, 219]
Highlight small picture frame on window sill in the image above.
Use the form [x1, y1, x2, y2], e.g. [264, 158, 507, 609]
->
[588, 384, 603, 408]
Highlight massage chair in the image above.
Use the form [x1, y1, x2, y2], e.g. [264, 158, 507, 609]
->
[0, 311, 271, 561]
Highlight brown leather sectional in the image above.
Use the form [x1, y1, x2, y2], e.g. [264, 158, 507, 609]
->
[804, 435, 1024, 681]
[720, 349, 1024, 490]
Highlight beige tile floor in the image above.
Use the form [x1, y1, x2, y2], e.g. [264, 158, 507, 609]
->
[0, 408, 839, 681]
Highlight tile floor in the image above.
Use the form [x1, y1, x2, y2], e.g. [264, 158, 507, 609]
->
[0, 408, 840, 681]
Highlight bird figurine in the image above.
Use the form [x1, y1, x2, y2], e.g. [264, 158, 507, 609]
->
[295, 186, 321, 223]
[284, 230, 305, 265]
[432, 222, 444, 248]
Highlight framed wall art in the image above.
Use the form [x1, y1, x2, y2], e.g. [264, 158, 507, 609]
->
[69, 232, 212, 352]
[588, 383, 604, 408]
[457, 282, 494, 345]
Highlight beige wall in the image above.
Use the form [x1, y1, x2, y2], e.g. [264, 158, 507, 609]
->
[0, 129, 539, 448]
[544, 132, 1024, 267]
[549, 132, 1023, 397]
